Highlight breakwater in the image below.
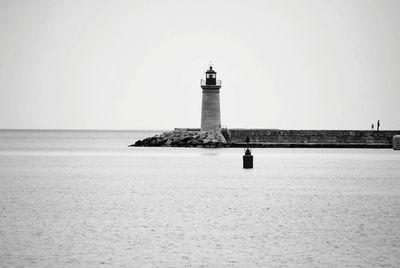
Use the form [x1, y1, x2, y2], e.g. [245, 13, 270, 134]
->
[131, 129, 400, 148]
[131, 130, 228, 148]
[228, 129, 400, 148]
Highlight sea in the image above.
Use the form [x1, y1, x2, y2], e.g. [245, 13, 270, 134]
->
[0, 129, 399, 267]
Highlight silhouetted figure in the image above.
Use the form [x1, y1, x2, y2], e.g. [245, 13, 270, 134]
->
[377, 120, 380, 131]
[371, 123, 374, 130]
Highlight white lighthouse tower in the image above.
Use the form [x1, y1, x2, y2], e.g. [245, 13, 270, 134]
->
[200, 65, 222, 131]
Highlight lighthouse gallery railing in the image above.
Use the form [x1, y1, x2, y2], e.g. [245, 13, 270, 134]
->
[200, 79, 222, 86]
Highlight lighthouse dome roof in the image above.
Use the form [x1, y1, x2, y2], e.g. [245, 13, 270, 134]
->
[206, 66, 216, 73]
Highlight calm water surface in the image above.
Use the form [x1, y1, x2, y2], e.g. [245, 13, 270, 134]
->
[0, 130, 400, 267]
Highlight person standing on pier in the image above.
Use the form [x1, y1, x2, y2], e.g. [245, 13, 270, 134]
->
[377, 120, 380, 131]
[371, 123, 374, 130]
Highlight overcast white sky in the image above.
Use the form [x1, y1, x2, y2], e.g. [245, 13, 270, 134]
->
[0, 0, 399, 130]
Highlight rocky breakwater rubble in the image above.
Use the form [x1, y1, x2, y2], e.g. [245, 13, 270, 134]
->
[130, 130, 228, 148]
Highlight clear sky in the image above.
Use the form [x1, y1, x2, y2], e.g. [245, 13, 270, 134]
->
[0, 0, 399, 130]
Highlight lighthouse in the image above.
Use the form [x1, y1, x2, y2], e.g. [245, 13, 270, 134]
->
[200, 65, 222, 131]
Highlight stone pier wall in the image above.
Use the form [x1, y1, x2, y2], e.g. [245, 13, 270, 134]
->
[228, 129, 400, 148]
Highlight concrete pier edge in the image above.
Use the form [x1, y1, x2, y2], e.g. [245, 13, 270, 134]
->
[228, 129, 400, 149]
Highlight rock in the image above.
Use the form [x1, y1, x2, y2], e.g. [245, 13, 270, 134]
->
[171, 140, 180, 146]
[148, 139, 156, 146]
[134, 140, 143, 146]
[191, 140, 200, 145]
[156, 138, 166, 146]
[203, 139, 211, 145]
[199, 131, 207, 139]
[182, 135, 192, 142]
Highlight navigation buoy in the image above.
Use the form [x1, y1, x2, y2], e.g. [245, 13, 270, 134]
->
[243, 136, 253, 168]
